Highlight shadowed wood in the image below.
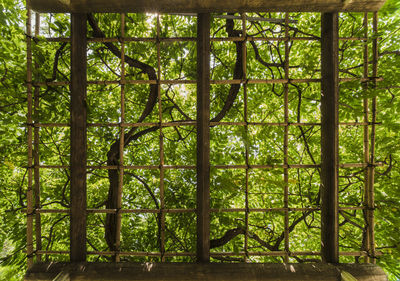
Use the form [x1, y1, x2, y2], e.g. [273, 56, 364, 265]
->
[70, 13, 87, 263]
[25, 262, 388, 281]
[30, 0, 387, 13]
[320, 12, 339, 263]
[196, 13, 211, 263]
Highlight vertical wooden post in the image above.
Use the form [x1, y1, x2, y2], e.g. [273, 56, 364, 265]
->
[156, 15, 166, 262]
[26, 6, 34, 269]
[196, 13, 211, 263]
[362, 12, 371, 264]
[241, 12, 249, 262]
[368, 12, 378, 264]
[70, 13, 87, 262]
[34, 12, 42, 263]
[320, 12, 339, 264]
[283, 13, 290, 264]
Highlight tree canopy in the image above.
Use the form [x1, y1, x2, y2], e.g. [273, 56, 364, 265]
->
[0, 0, 400, 280]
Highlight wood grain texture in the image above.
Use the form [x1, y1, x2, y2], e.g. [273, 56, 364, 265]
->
[196, 13, 211, 263]
[320, 12, 339, 264]
[30, 0, 386, 13]
[70, 13, 87, 263]
[25, 262, 388, 281]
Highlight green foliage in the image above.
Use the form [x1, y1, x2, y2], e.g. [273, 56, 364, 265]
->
[0, 0, 30, 279]
[0, 3, 400, 281]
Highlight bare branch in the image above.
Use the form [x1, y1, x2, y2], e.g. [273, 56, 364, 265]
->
[211, 14, 244, 122]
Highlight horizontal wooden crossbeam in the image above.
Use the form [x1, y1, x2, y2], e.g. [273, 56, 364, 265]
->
[30, 0, 386, 13]
[25, 262, 388, 281]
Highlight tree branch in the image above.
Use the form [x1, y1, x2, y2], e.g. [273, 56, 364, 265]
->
[211, 14, 244, 122]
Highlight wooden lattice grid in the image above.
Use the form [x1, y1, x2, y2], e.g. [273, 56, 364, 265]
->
[26, 10, 380, 267]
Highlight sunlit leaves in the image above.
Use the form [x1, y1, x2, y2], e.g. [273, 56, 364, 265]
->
[1, 4, 400, 280]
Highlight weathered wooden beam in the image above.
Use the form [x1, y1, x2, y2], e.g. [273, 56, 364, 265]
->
[30, 0, 387, 13]
[320, 12, 339, 264]
[25, 262, 388, 281]
[70, 13, 87, 263]
[196, 13, 211, 263]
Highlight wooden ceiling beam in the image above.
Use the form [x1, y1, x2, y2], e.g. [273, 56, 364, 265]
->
[25, 262, 388, 281]
[30, 0, 386, 13]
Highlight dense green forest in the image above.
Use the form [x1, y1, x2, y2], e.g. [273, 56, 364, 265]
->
[0, 0, 400, 280]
